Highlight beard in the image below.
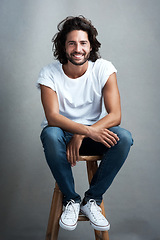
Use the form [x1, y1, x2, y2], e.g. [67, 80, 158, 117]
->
[66, 52, 90, 66]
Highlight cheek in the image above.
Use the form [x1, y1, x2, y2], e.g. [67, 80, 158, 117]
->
[66, 46, 74, 53]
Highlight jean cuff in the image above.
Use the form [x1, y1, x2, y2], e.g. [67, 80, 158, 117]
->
[82, 197, 102, 206]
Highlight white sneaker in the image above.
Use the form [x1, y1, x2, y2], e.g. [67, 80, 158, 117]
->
[59, 200, 80, 231]
[80, 199, 110, 231]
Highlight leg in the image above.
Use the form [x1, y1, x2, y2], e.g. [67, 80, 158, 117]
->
[84, 126, 133, 204]
[40, 126, 81, 205]
[86, 161, 109, 240]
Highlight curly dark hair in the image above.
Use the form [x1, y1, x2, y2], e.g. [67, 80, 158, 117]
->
[52, 16, 101, 64]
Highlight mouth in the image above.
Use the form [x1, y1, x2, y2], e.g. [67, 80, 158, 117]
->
[71, 53, 85, 59]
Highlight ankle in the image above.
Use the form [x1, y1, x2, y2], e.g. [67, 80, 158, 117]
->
[82, 198, 87, 206]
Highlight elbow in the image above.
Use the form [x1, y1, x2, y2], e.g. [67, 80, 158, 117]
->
[47, 120, 56, 126]
[47, 119, 58, 127]
[116, 113, 121, 126]
[114, 112, 121, 126]
[116, 117, 121, 126]
[46, 113, 59, 127]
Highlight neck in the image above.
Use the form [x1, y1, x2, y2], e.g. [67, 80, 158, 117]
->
[62, 61, 88, 79]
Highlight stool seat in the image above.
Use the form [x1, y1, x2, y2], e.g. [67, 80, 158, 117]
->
[45, 155, 109, 240]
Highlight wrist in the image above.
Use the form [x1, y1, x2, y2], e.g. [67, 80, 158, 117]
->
[85, 125, 93, 138]
[73, 134, 85, 140]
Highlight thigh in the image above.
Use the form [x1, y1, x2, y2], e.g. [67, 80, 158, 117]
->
[79, 126, 133, 156]
[40, 126, 74, 152]
[109, 126, 133, 146]
[40, 126, 65, 146]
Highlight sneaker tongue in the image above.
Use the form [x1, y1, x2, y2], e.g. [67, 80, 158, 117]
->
[67, 201, 78, 212]
[67, 205, 73, 212]
[90, 200, 101, 212]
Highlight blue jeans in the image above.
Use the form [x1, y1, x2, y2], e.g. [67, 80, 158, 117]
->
[40, 126, 133, 206]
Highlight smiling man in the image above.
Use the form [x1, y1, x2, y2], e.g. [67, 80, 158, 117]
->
[37, 16, 133, 232]
[65, 30, 91, 65]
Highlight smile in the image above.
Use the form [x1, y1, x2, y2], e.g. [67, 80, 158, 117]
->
[71, 53, 85, 59]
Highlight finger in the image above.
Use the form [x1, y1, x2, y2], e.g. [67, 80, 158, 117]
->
[72, 148, 80, 166]
[72, 152, 77, 167]
[70, 150, 75, 167]
[74, 146, 80, 161]
[71, 146, 78, 167]
[70, 156, 74, 167]
[104, 129, 120, 142]
[104, 136, 116, 146]
[106, 134, 118, 145]
[109, 131, 120, 141]
[101, 132, 117, 145]
[101, 139, 112, 148]
[67, 146, 74, 166]
[66, 147, 70, 162]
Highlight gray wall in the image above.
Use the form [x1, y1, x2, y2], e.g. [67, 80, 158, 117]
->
[0, 1, 160, 240]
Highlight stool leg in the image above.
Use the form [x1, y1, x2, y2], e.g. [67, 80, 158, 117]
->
[86, 160, 98, 183]
[86, 161, 109, 240]
[98, 201, 110, 240]
[45, 182, 63, 240]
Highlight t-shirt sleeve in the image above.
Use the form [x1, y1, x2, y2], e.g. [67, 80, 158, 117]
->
[36, 66, 56, 91]
[100, 60, 117, 88]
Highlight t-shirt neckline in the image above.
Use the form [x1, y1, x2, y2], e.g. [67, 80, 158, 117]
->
[60, 61, 91, 80]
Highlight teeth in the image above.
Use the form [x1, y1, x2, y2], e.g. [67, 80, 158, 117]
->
[73, 54, 83, 58]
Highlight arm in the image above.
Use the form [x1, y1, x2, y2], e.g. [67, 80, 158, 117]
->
[40, 85, 90, 135]
[67, 72, 121, 166]
[92, 72, 121, 129]
[40, 84, 91, 167]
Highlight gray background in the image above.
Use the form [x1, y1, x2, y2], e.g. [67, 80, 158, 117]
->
[0, 0, 160, 240]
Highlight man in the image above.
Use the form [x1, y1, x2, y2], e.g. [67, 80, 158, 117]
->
[37, 16, 133, 232]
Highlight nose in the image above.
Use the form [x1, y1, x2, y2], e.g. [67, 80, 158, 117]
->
[75, 43, 81, 52]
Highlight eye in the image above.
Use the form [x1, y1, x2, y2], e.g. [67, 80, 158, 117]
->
[68, 42, 75, 46]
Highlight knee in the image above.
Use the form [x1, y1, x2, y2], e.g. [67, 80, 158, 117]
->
[40, 126, 64, 147]
[118, 128, 133, 147]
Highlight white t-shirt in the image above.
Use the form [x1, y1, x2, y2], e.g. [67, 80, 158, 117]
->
[37, 58, 117, 128]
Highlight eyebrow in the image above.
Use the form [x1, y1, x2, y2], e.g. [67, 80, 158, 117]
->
[67, 40, 88, 44]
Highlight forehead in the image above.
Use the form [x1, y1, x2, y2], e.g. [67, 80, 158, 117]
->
[66, 30, 89, 42]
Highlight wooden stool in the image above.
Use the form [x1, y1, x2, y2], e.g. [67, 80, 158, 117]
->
[45, 155, 110, 240]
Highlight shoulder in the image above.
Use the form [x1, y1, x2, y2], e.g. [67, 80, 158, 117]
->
[39, 61, 61, 78]
[37, 61, 61, 91]
[93, 58, 117, 76]
[90, 58, 117, 88]
[94, 58, 116, 70]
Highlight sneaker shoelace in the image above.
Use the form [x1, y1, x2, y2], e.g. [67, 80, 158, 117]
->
[63, 200, 79, 220]
[89, 199, 105, 221]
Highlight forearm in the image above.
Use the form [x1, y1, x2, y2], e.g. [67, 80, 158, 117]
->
[47, 113, 89, 136]
[92, 112, 121, 130]
[70, 112, 121, 147]
[62, 112, 121, 141]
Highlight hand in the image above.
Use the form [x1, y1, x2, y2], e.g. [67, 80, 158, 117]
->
[66, 134, 84, 167]
[87, 126, 119, 148]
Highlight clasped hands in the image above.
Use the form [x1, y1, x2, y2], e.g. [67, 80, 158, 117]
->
[66, 126, 119, 167]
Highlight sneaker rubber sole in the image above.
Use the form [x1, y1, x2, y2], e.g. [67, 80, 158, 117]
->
[90, 220, 110, 231]
[59, 218, 77, 231]
[80, 209, 110, 231]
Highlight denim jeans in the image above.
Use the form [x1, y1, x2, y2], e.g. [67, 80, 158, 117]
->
[40, 126, 133, 206]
